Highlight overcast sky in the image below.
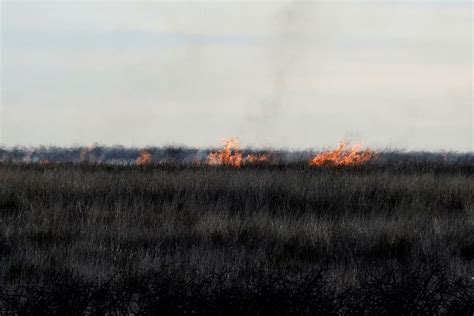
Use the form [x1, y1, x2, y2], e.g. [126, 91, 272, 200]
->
[1, 1, 472, 151]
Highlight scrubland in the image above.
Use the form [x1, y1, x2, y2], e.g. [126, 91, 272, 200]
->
[0, 159, 472, 314]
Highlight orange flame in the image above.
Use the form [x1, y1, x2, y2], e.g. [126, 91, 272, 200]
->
[245, 153, 269, 164]
[208, 138, 270, 167]
[208, 138, 243, 167]
[136, 149, 152, 165]
[39, 159, 49, 166]
[309, 141, 374, 167]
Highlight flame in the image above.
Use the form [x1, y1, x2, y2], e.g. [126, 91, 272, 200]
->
[207, 138, 270, 167]
[245, 153, 269, 164]
[208, 138, 243, 167]
[39, 159, 49, 166]
[309, 141, 374, 167]
[136, 149, 152, 165]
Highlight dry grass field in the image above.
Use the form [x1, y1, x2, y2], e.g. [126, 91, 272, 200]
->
[0, 155, 472, 314]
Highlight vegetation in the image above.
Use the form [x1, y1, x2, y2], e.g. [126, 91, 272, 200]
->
[0, 160, 472, 314]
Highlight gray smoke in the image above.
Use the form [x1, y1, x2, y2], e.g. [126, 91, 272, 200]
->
[246, 2, 313, 143]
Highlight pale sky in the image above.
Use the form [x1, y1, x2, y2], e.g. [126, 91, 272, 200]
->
[1, 1, 472, 151]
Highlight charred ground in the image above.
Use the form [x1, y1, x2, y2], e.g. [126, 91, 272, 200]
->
[0, 157, 472, 314]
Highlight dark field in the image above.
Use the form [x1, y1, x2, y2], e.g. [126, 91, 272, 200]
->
[0, 160, 473, 314]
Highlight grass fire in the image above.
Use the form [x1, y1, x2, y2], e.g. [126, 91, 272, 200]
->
[207, 138, 270, 167]
[309, 141, 375, 167]
[136, 149, 152, 165]
[0, 143, 472, 314]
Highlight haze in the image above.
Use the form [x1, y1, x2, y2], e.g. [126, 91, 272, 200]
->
[1, 1, 472, 151]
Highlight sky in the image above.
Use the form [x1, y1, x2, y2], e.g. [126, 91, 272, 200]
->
[1, 0, 472, 151]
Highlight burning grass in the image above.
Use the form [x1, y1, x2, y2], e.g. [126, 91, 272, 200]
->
[207, 138, 375, 168]
[207, 138, 243, 167]
[309, 141, 375, 167]
[7, 139, 471, 171]
[207, 138, 271, 167]
[136, 149, 152, 165]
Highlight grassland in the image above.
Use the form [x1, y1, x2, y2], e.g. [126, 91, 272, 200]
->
[0, 160, 472, 314]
